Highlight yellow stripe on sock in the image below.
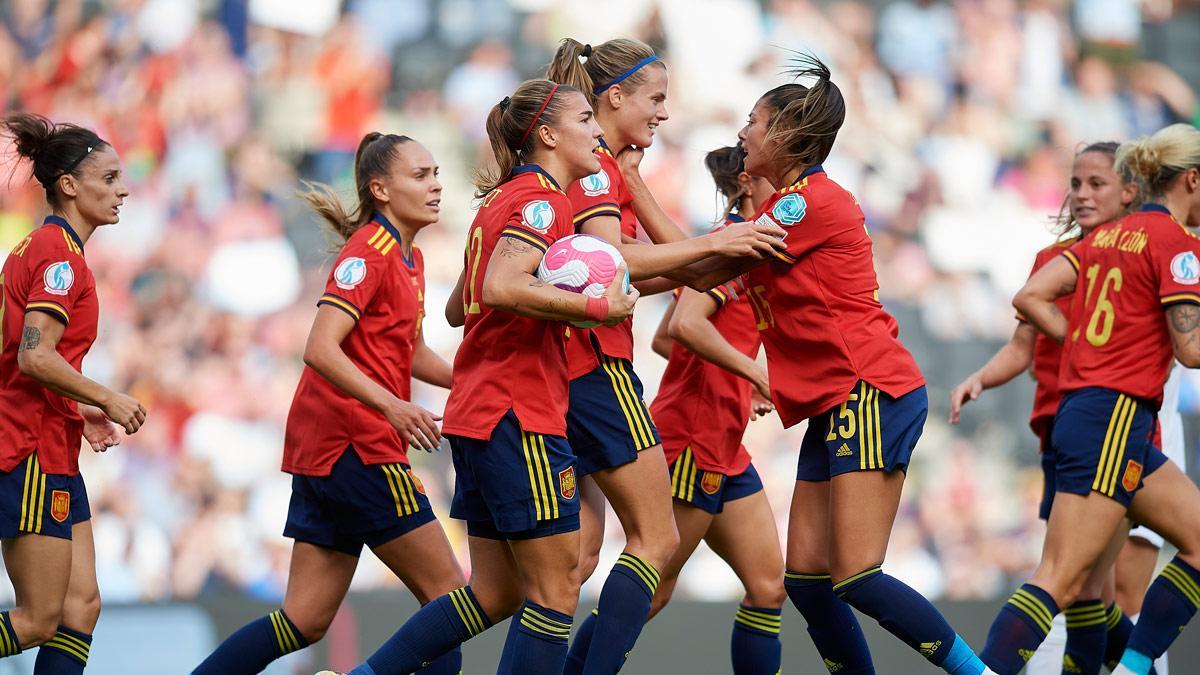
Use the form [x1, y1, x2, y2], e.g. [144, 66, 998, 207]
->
[785, 571, 831, 581]
[1013, 589, 1056, 628]
[268, 611, 287, 652]
[619, 553, 661, 586]
[449, 589, 483, 636]
[833, 566, 881, 593]
[0, 620, 14, 657]
[52, 631, 90, 655]
[1161, 565, 1200, 608]
[1106, 604, 1123, 629]
[616, 554, 660, 592]
[1008, 592, 1053, 634]
[736, 613, 782, 634]
[45, 637, 87, 662]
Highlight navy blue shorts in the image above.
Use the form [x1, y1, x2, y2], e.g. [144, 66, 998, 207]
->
[797, 382, 928, 481]
[0, 454, 90, 540]
[283, 447, 436, 556]
[1051, 388, 1170, 507]
[450, 410, 580, 540]
[669, 449, 763, 515]
[568, 355, 661, 476]
[1038, 427, 1057, 520]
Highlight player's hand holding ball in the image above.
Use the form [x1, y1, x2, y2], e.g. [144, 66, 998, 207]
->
[536, 234, 638, 328]
[384, 398, 442, 452]
[601, 263, 639, 326]
[101, 391, 147, 434]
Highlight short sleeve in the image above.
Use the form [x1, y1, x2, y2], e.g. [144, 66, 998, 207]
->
[567, 157, 623, 228]
[755, 190, 827, 265]
[318, 243, 385, 322]
[501, 191, 572, 253]
[1060, 242, 1083, 273]
[1154, 230, 1200, 307]
[24, 239, 84, 325]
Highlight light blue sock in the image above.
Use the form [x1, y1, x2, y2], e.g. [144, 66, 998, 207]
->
[1117, 649, 1154, 675]
[941, 634, 987, 675]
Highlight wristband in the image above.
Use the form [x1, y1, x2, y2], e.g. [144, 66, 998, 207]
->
[585, 296, 610, 323]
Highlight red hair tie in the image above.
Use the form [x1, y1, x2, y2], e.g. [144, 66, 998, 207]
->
[519, 84, 560, 148]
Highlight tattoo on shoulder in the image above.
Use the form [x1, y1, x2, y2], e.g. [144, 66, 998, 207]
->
[499, 236, 534, 259]
[19, 326, 41, 351]
[1169, 304, 1200, 333]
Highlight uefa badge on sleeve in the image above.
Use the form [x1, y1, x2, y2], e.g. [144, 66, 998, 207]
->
[334, 257, 367, 290]
[771, 193, 807, 226]
[522, 200, 555, 233]
[580, 169, 611, 197]
[1170, 251, 1199, 285]
[42, 261, 74, 296]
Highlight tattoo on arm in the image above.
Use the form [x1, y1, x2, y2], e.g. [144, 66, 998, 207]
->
[498, 236, 534, 259]
[19, 326, 41, 351]
[1169, 304, 1200, 333]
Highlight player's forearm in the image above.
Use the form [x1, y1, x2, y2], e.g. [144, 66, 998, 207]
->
[619, 237, 715, 281]
[632, 276, 682, 296]
[446, 270, 467, 328]
[482, 271, 591, 322]
[413, 342, 453, 389]
[669, 314, 759, 384]
[304, 340, 400, 414]
[1013, 292, 1067, 343]
[18, 347, 113, 408]
[624, 173, 688, 245]
[685, 255, 761, 292]
[976, 327, 1037, 389]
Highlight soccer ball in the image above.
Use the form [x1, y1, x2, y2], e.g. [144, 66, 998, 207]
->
[536, 234, 629, 328]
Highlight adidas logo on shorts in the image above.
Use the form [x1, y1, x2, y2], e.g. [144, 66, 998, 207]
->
[836, 443, 853, 457]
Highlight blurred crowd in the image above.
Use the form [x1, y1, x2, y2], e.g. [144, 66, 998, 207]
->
[1, 0, 1199, 607]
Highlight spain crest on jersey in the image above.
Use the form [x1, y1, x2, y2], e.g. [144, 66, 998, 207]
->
[1121, 460, 1143, 492]
[558, 466, 576, 500]
[701, 471, 722, 495]
[50, 490, 70, 523]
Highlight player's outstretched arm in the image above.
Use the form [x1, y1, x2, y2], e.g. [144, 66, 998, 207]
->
[17, 311, 146, 434]
[304, 305, 442, 451]
[669, 288, 770, 399]
[1013, 255, 1077, 343]
[446, 268, 467, 328]
[1166, 302, 1200, 368]
[948, 322, 1037, 424]
[481, 235, 637, 326]
[651, 298, 676, 359]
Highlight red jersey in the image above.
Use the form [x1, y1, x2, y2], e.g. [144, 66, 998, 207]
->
[1058, 204, 1200, 408]
[0, 217, 98, 475]
[565, 141, 635, 378]
[1019, 237, 1079, 436]
[651, 230, 761, 474]
[442, 165, 575, 439]
[747, 166, 924, 428]
[282, 213, 426, 475]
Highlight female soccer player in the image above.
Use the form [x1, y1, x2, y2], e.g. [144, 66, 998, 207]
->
[332, 79, 637, 675]
[1001, 124, 1200, 675]
[545, 38, 788, 674]
[645, 145, 786, 675]
[192, 131, 464, 674]
[0, 112, 147, 673]
[949, 142, 1146, 675]
[693, 55, 993, 675]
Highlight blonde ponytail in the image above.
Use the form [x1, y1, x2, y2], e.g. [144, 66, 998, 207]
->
[1116, 124, 1200, 198]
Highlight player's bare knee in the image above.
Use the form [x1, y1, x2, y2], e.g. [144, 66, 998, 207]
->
[627, 522, 679, 570]
[473, 582, 523, 622]
[648, 578, 678, 619]
[289, 613, 332, 645]
[578, 548, 602, 584]
[62, 591, 100, 631]
[19, 611, 62, 646]
[744, 576, 787, 609]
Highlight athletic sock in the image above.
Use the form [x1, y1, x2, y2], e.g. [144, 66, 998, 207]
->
[730, 605, 782, 675]
[784, 571, 874, 674]
[1063, 598, 1107, 675]
[580, 552, 659, 674]
[497, 600, 572, 675]
[834, 567, 984, 673]
[353, 586, 490, 675]
[979, 583, 1060, 675]
[192, 609, 308, 674]
[1120, 557, 1200, 673]
[34, 625, 91, 674]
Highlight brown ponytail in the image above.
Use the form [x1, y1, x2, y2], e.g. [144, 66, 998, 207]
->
[705, 145, 748, 221]
[1116, 124, 1200, 200]
[2, 112, 108, 208]
[475, 79, 579, 198]
[547, 37, 661, 108]
[299, 131, 411, 245]
[757, 53, 845, 177]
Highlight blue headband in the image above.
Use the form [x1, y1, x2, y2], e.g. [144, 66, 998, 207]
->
[593, 55, 659, 95]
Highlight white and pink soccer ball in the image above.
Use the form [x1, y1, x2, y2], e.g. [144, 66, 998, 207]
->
[536, 234, 630, 328]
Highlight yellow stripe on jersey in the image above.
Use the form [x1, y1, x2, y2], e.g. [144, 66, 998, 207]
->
[60, 229, 81, 256]
[1062, 249, 1080, 271]
[317, 294, 361, 321]
[367, 226, 386, 247]
[26, 301, 69, 324]
[1161, 292, 1200, 306]
[500, 227, 550, 252]
[573, 204, 622, 224]
[779, 177, 810, 195]
[11, 237, 32, 258]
